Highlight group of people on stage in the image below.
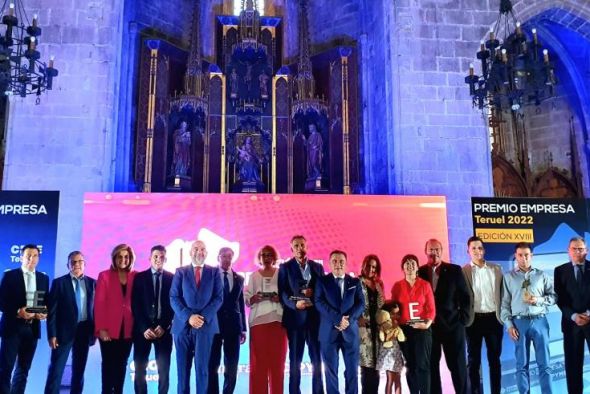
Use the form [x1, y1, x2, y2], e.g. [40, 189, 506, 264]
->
[0, 234, 589, 394]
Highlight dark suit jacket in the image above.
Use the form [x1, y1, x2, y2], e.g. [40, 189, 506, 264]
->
[314, 273, 364, 343]
[170, 264, 223, 336]
[0, 268, 50, 339]
[217, 270, 247, 336]
[278, 258, 325, 329]
[554, 260, 590, 332]
[47, 273, 96, 345]
[131, 268, 174, 337]
[418, 262, 471, 331]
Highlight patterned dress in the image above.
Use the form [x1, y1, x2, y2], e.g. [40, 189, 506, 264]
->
[359, 279, 384, 368]
[376, 335, 404, 373]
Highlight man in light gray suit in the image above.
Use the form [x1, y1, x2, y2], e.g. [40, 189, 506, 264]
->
[462, 236, 503, 394]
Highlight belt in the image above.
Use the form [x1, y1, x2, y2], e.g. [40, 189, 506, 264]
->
[474, 312, 496, 317]
[513, 314, 545, 320]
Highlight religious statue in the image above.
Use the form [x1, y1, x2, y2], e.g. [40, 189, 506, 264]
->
[236, 136, 261, 183]
[244, 63, 253, 91]
[306, 124, 323, 180]
[172, 121, 191, 176]
[230, 68, 239, 99]
[259, 71, 269, 99]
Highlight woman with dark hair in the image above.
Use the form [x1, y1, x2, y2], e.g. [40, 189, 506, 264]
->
[358, 254, 385, 394]
[94, 244, 136, 394]
[244, 245, 287, 394]
[391, 254, 435, 394]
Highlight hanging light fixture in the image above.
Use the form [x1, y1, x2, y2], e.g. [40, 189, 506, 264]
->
[0, 1, 58, 99]
[465, 0, 556, 112]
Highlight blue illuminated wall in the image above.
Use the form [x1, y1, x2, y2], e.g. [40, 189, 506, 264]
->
[2, 0, 590, 265]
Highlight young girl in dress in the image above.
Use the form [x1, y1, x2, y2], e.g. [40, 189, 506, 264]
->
[376, 302, 405, 394]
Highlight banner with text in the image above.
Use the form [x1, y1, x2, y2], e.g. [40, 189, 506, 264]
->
[471, 197, 588, 393]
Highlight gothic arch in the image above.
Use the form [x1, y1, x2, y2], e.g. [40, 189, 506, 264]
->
[532, 168, 578, 197]
[492, 155, 528, 197]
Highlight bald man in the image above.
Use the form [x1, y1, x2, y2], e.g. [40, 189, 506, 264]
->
[170, 240, 223, 394]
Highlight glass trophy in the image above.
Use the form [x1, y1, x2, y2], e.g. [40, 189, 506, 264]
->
[259, 277, 276, 299]
[25, 290, 48, 314]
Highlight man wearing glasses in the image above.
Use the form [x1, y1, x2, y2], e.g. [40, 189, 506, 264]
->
[554, 236, 590, 394]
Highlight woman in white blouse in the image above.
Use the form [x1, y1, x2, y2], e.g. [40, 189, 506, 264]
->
[245, 245, 287, 394]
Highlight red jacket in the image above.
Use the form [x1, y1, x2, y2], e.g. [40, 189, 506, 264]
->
[391, 277, 436, 325]
[94, 269, 136, 339]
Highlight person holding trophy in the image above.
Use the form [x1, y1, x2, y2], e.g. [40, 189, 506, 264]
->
[245, 245, 287, 394]
[500, 242, 556, 394]
[0, 244, 49, 393]
[278, 235, 325, 394]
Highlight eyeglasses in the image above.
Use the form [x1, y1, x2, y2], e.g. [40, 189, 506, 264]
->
[570, 248, 586, 253]
[260, 253, 275, 257]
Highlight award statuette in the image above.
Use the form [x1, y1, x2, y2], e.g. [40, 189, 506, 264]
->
[259, 277, 277, 299]
[25, 290, 48, 314]
[289, 279, 313, 305]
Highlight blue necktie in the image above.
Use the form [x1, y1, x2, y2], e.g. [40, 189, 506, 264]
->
[75, 278, 83, 322]
[336, 277, 343, 297]
[154, 272, 161, 321]
[576, 265, 584, 287]
[224, 271, 230, 296]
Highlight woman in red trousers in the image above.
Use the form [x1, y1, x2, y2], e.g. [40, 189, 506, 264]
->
[245, 245, 288, 394]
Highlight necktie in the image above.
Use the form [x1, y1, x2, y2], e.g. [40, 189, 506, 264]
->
[75, 278, 83, 322]
[223, 271, 230, 295]
[154, 271, 161, 320]
[195, 266, 202, 288]
[336, 277, 343, 297]
[26, 272, 34, 307]
[432, 265, 440, 292]
[576, 264, 584, 286]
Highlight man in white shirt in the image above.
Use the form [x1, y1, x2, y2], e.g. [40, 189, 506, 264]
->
[462, 236, 504, 394]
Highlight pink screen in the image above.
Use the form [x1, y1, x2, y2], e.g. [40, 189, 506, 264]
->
[81, 193, 449, 292]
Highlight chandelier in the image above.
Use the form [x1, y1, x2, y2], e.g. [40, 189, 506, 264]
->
[465, 0, 556, 112]
[0, 0, 58, 99]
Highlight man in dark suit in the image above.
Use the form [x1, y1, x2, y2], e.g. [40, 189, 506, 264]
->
[208, 247, 246, 394]
[170, 239, 223, 394]
[462, 236, 503, 394]
[554, 236, 590, 394]
[0, 244, 49, 394]
[44, 251, 96, 394]
[418, 238, 471, 394]
[278, 235, 325, 394]
[314, 250, 364, 394]
[131, 245, 174, 394]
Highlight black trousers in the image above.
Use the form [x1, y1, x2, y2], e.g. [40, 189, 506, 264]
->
[465, 313, 503, 394]
[563, 325, 590, 394]
[99, 338, 132, 394]
[133, 332, 172, 394]
[0, 323, 37, 394]
[360, 366, 380, 394]
[431, 323, 467, 394]
[207, 332, 241, 394]
[44, 321, 92, 394]
[400, 325, 432, 394]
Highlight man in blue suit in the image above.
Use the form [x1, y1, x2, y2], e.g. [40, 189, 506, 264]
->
[208, 247, 246, 394]
[314, 250, 364, 394]
[44, 250, 96, 394]
[278, 235, 325, 394]
[170, 240, 223, 394]
[0, 244, 49, 394]
[132, 245, 174, 394]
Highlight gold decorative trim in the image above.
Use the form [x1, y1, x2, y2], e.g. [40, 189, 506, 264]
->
[341, 55, 351, 195]
[143, 47, 159, 192]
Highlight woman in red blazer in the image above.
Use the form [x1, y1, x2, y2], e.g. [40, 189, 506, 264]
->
[94, 243, 136, 394]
